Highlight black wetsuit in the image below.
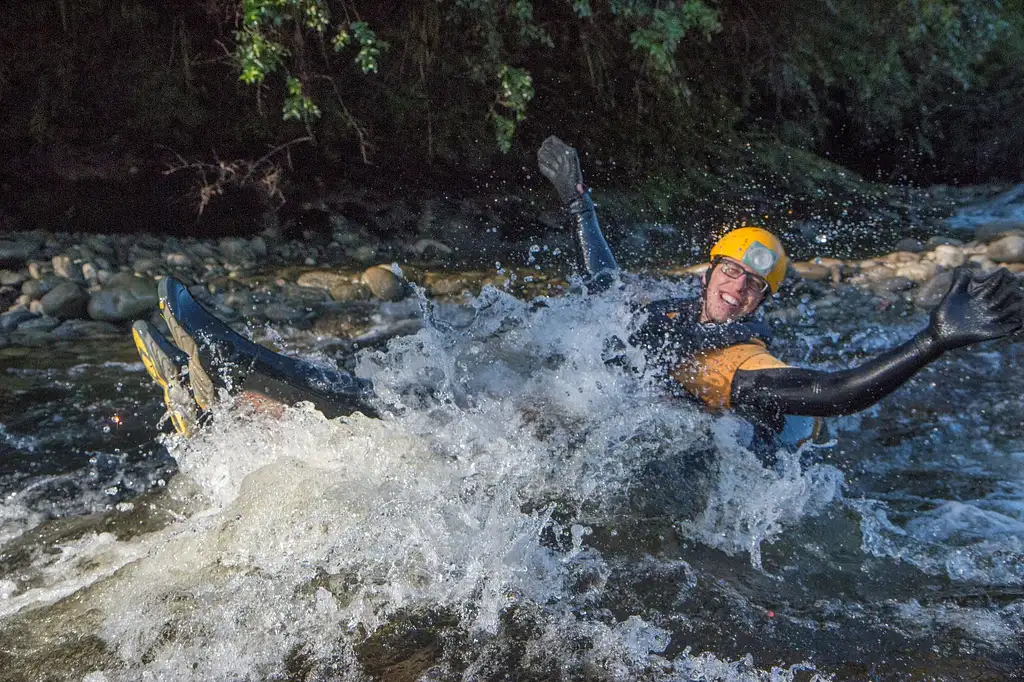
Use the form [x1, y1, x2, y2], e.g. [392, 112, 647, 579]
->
[561, 182, 1024, 443]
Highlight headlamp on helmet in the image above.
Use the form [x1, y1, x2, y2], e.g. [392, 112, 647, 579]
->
[709, 227, 788, 293]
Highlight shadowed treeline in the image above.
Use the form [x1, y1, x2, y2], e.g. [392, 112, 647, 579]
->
[0, 1, 1021, 236]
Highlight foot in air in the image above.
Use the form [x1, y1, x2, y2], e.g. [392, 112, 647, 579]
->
[132, 320, 201, 436]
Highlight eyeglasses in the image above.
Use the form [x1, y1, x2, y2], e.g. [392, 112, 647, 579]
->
[715, 259, 770, 296]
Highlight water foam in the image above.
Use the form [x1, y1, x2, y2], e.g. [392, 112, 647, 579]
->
[1, 282, 850, 679]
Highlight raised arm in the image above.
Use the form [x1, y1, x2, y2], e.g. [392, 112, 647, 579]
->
[537, 136, 618, 291]
[731, 268, 1024, 417]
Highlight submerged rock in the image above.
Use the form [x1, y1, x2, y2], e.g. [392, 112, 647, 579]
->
[51, 319, 122, 339]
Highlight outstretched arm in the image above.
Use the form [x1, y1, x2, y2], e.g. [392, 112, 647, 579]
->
[538, 136, 618, 291]
[731, 268, 1024, 417]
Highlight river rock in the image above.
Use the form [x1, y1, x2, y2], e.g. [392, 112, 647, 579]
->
[876, 276, 916, 293]
[81, 262, 99, 284]
[165, 252, 193, 268]
[21, 277, 60, 299]
[968, 255, 999, 272]
[132, 257, 164, 274]
[27, 261, 52, 280]
[894, 261, 938, 282]
[973, 222, 1024, 243]
[262, 302, 307, 324]
[913, 269, 956, 308]
[40, 282, 90, 319]
[0, 309, 37, 332]
[18, 314, 61, 332]
[87, 273, 158, 322]
[10, 330, 56, 347]
[986, 234, 1024, 263]
[219, 237, 255, 266]
[362, 264, 410, 302]
[792, 261, 832, 281]
[296, 271, 370, 302]
[250, 236, 268, 258]
[927, 245, 967, 268]
[0, 238, 42, 267]
[0, 286, 16, 312]
[0, 270, 25, 287]
[883, 251, 920, 264]
[925, 236, 964, 248]
[51, 319, 122, 339]
[893, 238, 924, 253]
[52, 255, 84, 282]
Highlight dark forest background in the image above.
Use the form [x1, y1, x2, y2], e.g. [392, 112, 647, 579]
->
[1, 0, 1022, 239]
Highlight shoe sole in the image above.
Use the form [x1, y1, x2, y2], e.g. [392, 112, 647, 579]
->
[158, 278, 218, 410]
[132, 320, 198, 436]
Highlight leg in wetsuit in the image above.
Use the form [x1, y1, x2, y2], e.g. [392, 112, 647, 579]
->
[137, 277, 378, 432]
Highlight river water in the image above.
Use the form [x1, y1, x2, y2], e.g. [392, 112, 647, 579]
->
[0, 265, 1022, 680]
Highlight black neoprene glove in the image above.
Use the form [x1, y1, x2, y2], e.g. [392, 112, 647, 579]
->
[538, 135, 586, 205]
[921, 267, 1024, 352]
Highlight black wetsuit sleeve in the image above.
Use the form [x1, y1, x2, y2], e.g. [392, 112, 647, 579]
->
[730, 331, 944, 417]
[566, 193, 619, 292]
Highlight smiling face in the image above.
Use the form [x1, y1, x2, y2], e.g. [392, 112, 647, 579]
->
[700, 257, 768, 323]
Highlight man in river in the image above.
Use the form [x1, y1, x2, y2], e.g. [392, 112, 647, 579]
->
[134, 136, 1024, 448]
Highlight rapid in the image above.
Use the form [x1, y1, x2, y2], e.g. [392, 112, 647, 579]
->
[0, 257, 1022, 680]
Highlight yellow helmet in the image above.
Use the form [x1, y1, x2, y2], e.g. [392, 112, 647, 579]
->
[709, 227, 788, 293]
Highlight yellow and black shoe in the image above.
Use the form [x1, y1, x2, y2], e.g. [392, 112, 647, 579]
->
[132, 320, 200, 436]
[158, 276, 378, 418]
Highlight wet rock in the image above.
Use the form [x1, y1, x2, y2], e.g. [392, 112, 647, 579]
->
[973, 222, 1024, 243]
[0, 309, 37, 332]
[883, 251, 920, 264]
[28, 299, 44, 314]
[986, 234, 1024, 263]
[219, 237, 255, 266]
[0, 286, 17, 311]
[792, 261, 831, 281]
[21, 277, 60, 300]
[186, 243, 218, 264]
[87, 273, 158, 322]
[347, 244, 379, 264]
[250, 236, 268, 258]
[51, 255, 84, 282]
[862, 264, 897, 282]
[165, 252, 193, 268]
[0, 270, 25, 287]
[262, 302, 307, 324]
[925, 235, 964, 248]
[967, 255, 999, 273]
[10, 329, 56, 347]
[927, 245, 967, 268]
[40, 282, 90, 320]
[0, 238, 42, 267]
[296, 271, 370, 302]
[914, 270, 956, 308]
[27, 261, 51, 279]
[132, 257, 164, 274]
[18, 314, 61, 332]
[362, 264, 410, 302]
[51, 319, 122, 339]
[893, 238, 924, 253]
[312, 304, 378, 339]
[81, 262, 100, 284]
[876, 276, 916, 293]
[894, 261, 937, 282]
